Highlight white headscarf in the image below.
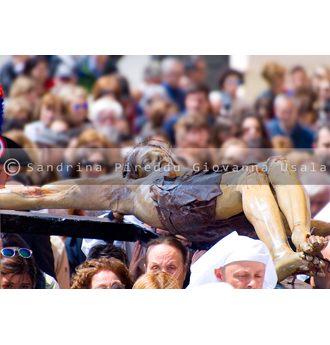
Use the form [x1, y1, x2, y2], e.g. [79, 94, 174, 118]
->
[186, 231, 277, 289]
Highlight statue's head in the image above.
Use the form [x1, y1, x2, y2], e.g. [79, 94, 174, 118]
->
[123, 140, 176, 179]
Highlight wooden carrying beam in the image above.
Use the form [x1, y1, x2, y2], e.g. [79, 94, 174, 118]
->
[0, 210, 158, 245]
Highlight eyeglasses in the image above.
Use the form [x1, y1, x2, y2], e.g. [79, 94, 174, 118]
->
[73, 103, 88, 111]
[1, 247, 33, 258]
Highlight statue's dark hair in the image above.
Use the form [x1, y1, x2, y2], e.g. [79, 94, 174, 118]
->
[122, 140, 178, 180]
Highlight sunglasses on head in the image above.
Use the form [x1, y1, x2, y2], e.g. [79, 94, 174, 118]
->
[1, 247, 33, 258]
[73, 103, 88, 111]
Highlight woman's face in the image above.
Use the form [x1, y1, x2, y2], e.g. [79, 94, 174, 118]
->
[70, 96, 88, 126]
[31, 61, 49, 85]
[224, 74, 241, 97]
[271, 73, 285, 93]
[135, 146, 174, 178]
[241, 117, 262, 141]
[40, 104, 59, 127]
[1, 273, 32, 289]
[90, 270, 125, 289]
[146, 244, 187, 288]
[13, 110, 30, 124]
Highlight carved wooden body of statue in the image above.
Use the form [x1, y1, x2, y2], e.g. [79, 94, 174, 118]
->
[1, 142, 330, 282]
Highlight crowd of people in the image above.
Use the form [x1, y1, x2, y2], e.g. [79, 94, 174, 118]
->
[1, 55, 330, 289]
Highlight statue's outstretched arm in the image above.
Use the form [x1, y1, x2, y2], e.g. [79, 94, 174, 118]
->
[0, 177, 135, 213]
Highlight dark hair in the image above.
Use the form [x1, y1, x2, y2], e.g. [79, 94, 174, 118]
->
[183, 56, 204, 71]
[1, 248, 37, 288]
[185, 83, 209, 98]
[254, 96, 274, 121]
[87, 244, 130, 268]
[218, 65, 243, 89]
[23, 56, 49, 77]
[238, 112, 272, 149]
[211, 116, 236, 148]
[122, 140, 178, 179]
[290, 65, 306, 75]
[145, 236, 188, 267]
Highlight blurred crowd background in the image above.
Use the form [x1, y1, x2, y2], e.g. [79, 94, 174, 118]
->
[1, 55, 330, 214]
[1, 55, 330, 289]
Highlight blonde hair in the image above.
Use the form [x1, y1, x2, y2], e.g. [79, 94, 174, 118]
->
[35, 93, 63, 121]
[133, 271, 180, 289]
[92, 75, 122, 101]
[262, 62, 286, 84]
[1, 129, 39, 184]
[5, 96, 33, 122]
[77, 128, 114, 149]
[9, 76, 37, 99]
[57, 85, 88, 114]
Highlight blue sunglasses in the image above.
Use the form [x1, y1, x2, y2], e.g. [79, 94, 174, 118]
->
[1, 247, 33, 258]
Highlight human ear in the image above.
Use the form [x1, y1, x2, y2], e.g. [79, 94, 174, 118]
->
[214, 268, 225, 282]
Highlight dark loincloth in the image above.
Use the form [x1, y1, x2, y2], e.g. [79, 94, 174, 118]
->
[149, 168, 257, 249]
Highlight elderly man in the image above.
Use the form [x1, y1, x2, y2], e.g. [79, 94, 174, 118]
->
[313, 123, 330, 168]
[266, 94, 314, 149]
[161, 57, 186, 112]
[187, 231, 277, 289]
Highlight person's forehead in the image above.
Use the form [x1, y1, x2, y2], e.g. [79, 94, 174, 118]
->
[319, 127, 330, 139]
[1, 273, 31, 284]
[93, 270, 119, 281]
[225, 261, 265, 271]
[148, 244, 181, 261]
[137, 146, 168, 160]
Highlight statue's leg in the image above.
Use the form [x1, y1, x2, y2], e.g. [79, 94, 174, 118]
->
[262, 157, 328, 254]
[218, 166, 325, 281]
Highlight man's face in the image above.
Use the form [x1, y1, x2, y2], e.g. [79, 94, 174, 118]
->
[163, 63, 183, 88]
[291, 70, 309, 91]
[309, 187, 330, 218]
[185, 92, 209, 115]
[314, 127, 330, 165]
[0, 164, 10, 189]
[274, 99, 298, 129]
[146, 244, 187, 288]
[214, 260, 266, 289]
[135, 146, 174, 178]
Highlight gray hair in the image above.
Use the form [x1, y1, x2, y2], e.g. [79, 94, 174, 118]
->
[274, 94, 299, 108]
[161, 57, 182, 74]
[90, 98, 123, 121]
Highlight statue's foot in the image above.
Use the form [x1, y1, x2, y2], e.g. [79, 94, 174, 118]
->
[275, 251, 326, 282]
[298, 235, 329, 255]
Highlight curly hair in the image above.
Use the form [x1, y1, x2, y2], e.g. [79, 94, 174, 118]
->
[133, 271, 180, 289]
[71, 257, 135, 289]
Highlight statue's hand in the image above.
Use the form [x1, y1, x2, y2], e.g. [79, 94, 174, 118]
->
[298, 252, 326, 278]
[299, 235, 329, 255]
